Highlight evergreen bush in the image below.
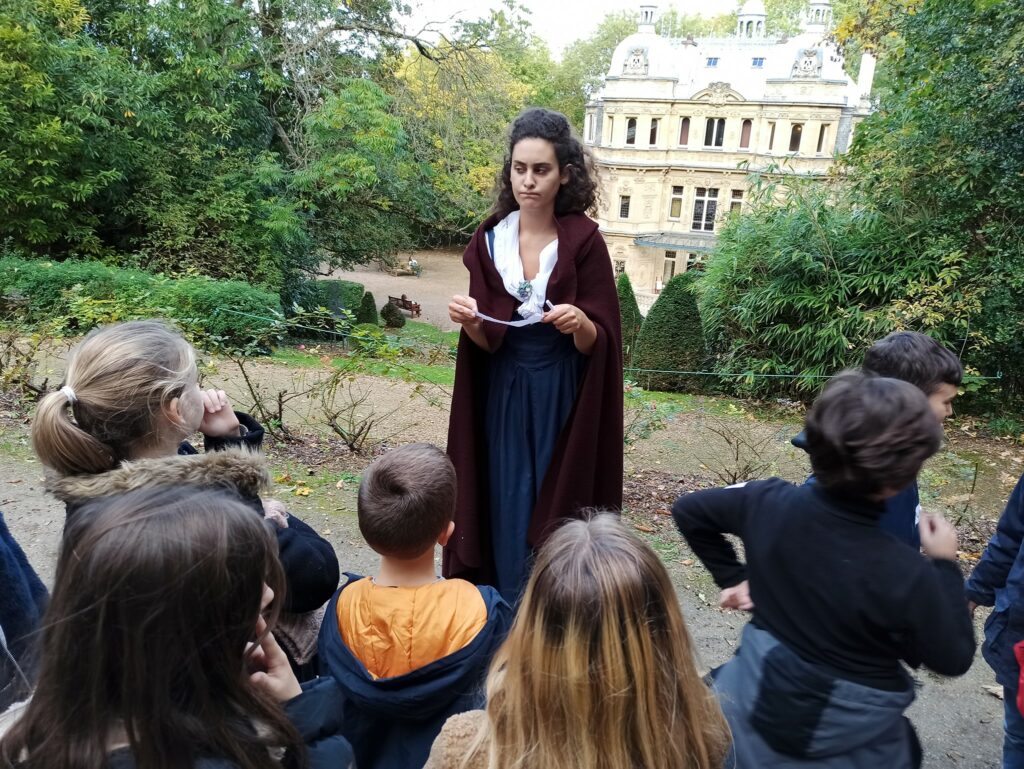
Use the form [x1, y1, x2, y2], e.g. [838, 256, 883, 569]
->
[290, 279, 365, 315]
[616, 272, 643, 368]
[380, 300, 406, 329]
[632, 272, 706, 393]
[356, 291, 379, 326]
[0, 256, 280, 347]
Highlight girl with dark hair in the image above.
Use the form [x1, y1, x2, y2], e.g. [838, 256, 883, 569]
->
[445, 107, 623, 601]
[0, 486, 353, 769]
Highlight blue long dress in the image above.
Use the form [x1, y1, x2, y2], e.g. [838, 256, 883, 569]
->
[485, 322, 585, 602]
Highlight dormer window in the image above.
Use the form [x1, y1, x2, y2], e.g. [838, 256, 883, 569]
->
[752, 57, 765, 68]
[706, 57, 719, 68]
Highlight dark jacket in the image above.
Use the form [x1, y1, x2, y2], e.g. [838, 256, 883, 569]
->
[966, 473, 1024, 687]
[318, 575, 512, 769]
[673, 479, 974, 690]
[444, 212, 623, 584]
[791, 430, 921, 548]
[714, 623, 921, 768]
[46, 446, 339, 615]
[0, 511, 47, 710]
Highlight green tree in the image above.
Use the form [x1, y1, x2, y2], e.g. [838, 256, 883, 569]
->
[843, 0, 1024, 400]
[616, 272, 643, 368]
[633, 272, 707, 393]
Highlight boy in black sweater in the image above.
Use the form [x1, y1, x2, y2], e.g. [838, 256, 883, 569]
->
[674, 371, 974, 768]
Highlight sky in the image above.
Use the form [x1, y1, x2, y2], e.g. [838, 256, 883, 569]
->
[401, 0, 741, 60]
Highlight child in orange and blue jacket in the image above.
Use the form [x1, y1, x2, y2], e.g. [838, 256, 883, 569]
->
[318, 444, 511, 769]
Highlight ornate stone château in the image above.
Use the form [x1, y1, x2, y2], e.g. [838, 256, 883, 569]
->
[584, 1, 875, 310]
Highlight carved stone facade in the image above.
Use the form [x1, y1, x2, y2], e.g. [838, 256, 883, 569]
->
[584, 1, 874, 310]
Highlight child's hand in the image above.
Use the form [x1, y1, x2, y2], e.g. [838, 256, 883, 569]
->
[248, 616, 302, 703]
[719, 580, 754, 611]
[262, 498, 289, 529]
[198, 389, 241, 438]
[920, 513, 958, 561]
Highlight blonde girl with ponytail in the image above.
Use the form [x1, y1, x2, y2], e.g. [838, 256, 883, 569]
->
[424, 514, 731, 769]
[31, 320, 340, 676]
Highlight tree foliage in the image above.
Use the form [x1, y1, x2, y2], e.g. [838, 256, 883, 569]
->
[700, 0, 1023, 404]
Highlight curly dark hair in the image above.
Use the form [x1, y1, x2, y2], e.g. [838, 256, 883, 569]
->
[805, 370, 943, 501]
[493, 107, 600, 219]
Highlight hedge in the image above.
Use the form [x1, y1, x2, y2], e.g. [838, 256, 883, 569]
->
[0, 257, 281, 347]
[616, 272, 643, 369]
[632, 272, 707, 392]
[291, 279, 365, 315]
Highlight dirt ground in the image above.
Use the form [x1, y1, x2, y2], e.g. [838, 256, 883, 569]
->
[0, 267, 1017, 765]
[0, 367, 1011, 767]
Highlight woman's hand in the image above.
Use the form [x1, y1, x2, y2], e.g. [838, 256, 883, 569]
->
[449, 295, 482, 328]
[542, 303, 587, 334]
[248, 616, 302, 703]
[198, 389, 242, 437]
[543, 304, 597, 354]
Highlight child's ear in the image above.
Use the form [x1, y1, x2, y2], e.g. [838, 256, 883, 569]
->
[163, 397, 186, 431]
[437, 521, 456, 547]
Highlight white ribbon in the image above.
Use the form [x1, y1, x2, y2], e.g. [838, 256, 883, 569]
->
[475, 301, 554, 328]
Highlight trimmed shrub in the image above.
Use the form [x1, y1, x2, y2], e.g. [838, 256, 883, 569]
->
[617, 272, 643, 368]
[0, 256, 280, 348]
[292, 279, 364, 315]
[154, 277, 281, 346]
[380, 299, 406, 329]
[632, 272, 706, 393]
[355, 291, 379, 326]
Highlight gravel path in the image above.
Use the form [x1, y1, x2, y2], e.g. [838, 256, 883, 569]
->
[330, 249, 468, 331]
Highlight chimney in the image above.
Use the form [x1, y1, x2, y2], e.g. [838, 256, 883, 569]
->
[639, 5, 657, 34]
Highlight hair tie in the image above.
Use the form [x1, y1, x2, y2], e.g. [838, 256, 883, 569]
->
[60, 385, 77, 404]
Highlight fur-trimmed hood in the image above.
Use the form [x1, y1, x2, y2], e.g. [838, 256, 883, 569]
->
[45, 448, 270, 507]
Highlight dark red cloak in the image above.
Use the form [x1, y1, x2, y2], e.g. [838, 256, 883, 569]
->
[443, 212, 624, 583]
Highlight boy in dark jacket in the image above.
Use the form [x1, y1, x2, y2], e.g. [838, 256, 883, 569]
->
[965, 477, 1024, 767]
[792, 331, 961, 550]
[318, 443, 511, 769]
[675, 372, 975, 768]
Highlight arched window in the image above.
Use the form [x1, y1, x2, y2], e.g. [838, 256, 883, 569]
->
[756, 20, 763, 35]
[626, 117, 637, 145]
[739, 119, 752, 149]
[746, 20, 753, 36]
[789, 123, 803, 152]
[649, 118, 659, 145]
[704, 117, 725, 148]
[678, 117, 690, 145]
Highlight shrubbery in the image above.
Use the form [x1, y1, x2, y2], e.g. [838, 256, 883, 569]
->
[290, 279, 365, 316]
[380, 300, 406, 329]
[616, 272, 643, 368]
[0, 256, 280, 347]
[633, 272, 706, 392]
[356, 291, 379, 326]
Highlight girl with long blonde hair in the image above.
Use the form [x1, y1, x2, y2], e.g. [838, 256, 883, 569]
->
[425, 515, 730, 769]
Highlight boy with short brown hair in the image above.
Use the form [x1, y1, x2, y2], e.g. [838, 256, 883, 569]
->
[318, 443, 510, 769]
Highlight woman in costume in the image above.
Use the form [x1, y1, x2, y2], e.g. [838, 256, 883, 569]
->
[445, 107, 623, 601]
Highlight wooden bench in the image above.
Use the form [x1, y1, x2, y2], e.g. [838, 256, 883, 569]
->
[388, 294, 421, 318]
